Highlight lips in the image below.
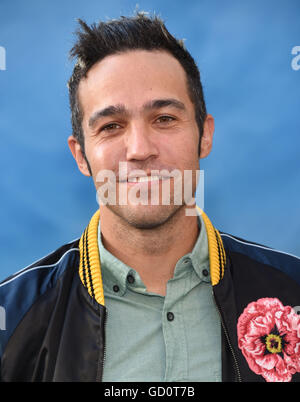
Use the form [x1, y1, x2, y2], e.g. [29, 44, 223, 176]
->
[119, 174, 171, 183]
[127, 175, 167, 183]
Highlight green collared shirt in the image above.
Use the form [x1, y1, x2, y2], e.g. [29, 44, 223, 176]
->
[98, 213, 221, 382]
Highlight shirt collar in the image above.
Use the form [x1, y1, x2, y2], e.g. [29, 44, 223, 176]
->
[172, 213, 211, 283]
[98, 210, 211, 296]
[98, 222, 133, 296]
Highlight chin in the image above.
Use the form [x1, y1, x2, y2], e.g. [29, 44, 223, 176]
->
[107, 203, 183, 229]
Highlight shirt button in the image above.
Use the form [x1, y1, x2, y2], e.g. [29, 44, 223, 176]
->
[127, 274, 135, 284]
[202, 269, 209, 277]
[113, 285, 120, 293]
[167, 312, 175, 321]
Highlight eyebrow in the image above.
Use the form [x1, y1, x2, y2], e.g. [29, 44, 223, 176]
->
[88, 105, 126, 128]
[143, 98, 186, 112]
[88, 98, 186, 129]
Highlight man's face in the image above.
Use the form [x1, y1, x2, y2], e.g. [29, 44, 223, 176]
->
[69, 50, 213, 228]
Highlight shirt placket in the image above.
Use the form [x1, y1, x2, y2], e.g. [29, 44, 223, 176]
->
[162, 274, 189, 381]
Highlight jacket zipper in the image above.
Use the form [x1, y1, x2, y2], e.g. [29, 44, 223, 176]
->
[96, 307, 107, 382]
[212, 290, 242, 382]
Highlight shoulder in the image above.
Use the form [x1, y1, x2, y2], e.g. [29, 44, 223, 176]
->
[0, 238, 80, 292]
[0, 239, 80, 356]
[220, 232, 300, 286]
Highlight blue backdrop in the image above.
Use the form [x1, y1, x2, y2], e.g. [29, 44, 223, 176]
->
[0, 0, 299, 281]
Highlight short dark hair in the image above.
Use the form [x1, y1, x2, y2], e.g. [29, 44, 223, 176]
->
[68, 12, 207, 159]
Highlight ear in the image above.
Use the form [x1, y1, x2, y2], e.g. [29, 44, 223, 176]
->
[68, 135, 91, 177]
[199, 114, 214, 159]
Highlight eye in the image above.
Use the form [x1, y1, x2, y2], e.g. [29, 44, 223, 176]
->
[156, 115, 176, 124]
[101, 123, 121, 132]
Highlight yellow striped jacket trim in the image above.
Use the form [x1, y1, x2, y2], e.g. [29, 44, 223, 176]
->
[78, 207, 226, 305]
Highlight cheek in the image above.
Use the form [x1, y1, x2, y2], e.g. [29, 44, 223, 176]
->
[86, 140, 122, 173]
[161, 133, 199, 168]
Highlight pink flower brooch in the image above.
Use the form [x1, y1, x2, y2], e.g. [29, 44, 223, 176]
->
[237, 297, 300, 382]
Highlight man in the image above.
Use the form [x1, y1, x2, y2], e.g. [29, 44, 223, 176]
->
[0, 14, 300, 383]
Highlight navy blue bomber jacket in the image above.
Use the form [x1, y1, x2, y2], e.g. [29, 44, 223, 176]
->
[1, 209, 300, 382]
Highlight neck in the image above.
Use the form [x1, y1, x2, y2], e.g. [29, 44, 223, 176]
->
[99, 205, 199, 295]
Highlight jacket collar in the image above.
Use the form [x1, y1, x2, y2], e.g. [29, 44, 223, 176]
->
[78, 206, 226, 306]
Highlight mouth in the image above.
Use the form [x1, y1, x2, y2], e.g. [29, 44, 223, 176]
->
[119, 174, 171, 184]
[127, 175, 167, 183]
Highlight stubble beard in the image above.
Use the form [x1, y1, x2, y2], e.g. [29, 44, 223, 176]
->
[106, 202, 185, 230]
[95, 162, 199, 230]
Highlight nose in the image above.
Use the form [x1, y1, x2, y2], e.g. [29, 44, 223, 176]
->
[125, 121, 159, 161]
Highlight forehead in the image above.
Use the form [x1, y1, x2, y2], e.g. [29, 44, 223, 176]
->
[77, 50, 193, 116]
